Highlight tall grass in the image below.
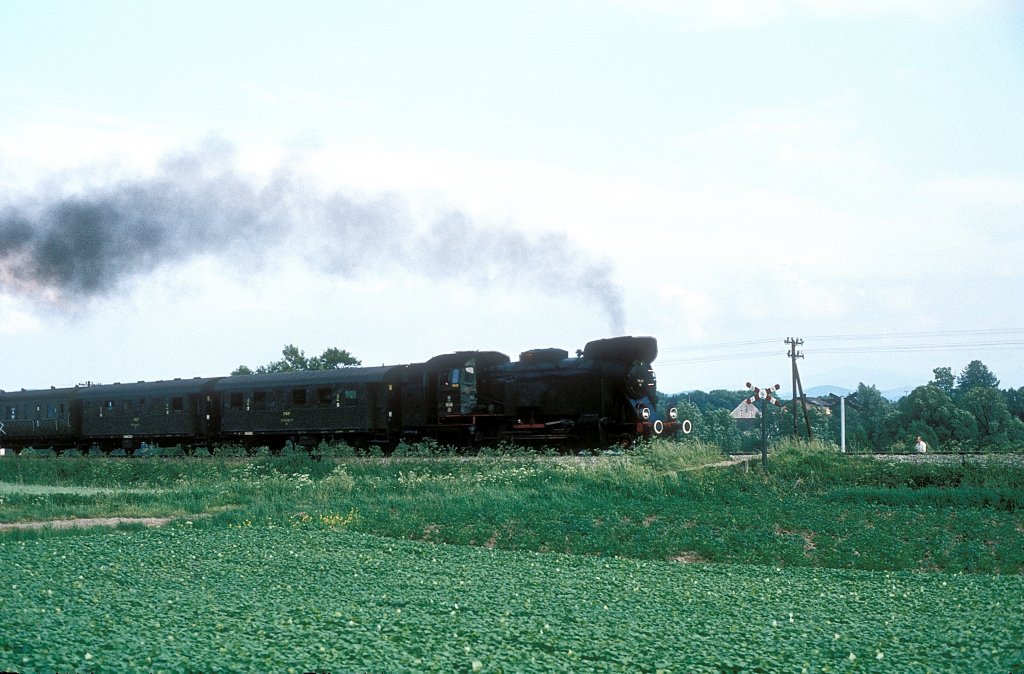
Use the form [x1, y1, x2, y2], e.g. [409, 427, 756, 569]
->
[2, 439, 1022, 573]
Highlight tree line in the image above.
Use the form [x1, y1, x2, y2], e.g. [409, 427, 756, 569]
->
[231, 344, 360, 375]
[662, 360, 1024, 453]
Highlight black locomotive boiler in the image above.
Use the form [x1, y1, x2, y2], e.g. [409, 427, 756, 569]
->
[0, 336, 680, 455]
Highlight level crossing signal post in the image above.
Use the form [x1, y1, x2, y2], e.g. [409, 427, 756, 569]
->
[746, 382, 783, 471]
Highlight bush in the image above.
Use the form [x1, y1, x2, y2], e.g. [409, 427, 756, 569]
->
[314, 440, 356, 458]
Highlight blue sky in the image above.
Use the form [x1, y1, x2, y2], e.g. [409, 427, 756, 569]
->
[1, 0, 1022, 395]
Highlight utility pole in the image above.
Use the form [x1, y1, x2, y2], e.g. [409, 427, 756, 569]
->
[785, 337, 813, 441]
[787, 338, 801, 435]
[745, 382, 783, 471]
[840, 395, 846, 452]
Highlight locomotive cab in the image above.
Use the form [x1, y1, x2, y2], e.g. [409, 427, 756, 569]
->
[390, 350, 510, 444]
[439, 358, 477, 416]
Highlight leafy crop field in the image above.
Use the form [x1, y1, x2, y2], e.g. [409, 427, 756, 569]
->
[4, 524, 1023, 673]
[2, 440, 1023, 671]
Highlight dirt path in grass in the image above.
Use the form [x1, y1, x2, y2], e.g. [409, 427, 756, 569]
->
[0, 516, 176, 531]
[0, 481, 178, 531]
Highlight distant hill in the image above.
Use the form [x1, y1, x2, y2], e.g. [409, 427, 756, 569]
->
[804, 384, 912, 401]
[880, 386, 914, 401]
[804, 385, 853, 398]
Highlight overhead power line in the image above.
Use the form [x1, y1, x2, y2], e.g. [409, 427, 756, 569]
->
[805, 328, 1022, 343]
[659, 350, 785, 365]
[812, 340, 1023, 355]
[661, 338, 780, 352]
[657, 328, 1023, 368]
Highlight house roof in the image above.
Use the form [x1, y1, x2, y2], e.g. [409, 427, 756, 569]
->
[730, 400, 761, 419]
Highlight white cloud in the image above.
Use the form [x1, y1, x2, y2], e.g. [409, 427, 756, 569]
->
[0, 296, 42, 336]
[0, 116, 181, 196]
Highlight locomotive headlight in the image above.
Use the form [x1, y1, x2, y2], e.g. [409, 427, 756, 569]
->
[669, 407, 678, 420]
[640, 405, 652, 420]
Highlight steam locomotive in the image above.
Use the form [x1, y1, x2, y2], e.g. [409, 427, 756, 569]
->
[0, 336, 680, 455]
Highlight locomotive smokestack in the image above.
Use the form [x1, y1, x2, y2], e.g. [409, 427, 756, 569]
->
[0, 141, 626, 333]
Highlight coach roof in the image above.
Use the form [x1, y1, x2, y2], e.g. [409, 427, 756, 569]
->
[212, 366, 398, 390]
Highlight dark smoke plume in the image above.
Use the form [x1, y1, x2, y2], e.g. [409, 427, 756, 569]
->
[0, 142, 625, 333]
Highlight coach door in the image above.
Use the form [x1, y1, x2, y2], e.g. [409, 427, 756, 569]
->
[196, 392, 221, 439]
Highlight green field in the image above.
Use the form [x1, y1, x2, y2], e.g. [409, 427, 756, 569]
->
[2, 441, 1023, 672]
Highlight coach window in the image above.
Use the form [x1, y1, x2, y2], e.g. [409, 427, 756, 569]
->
[229, 392, 244, 409]
[253, 391, 268, 410]
[47, 404, 56, 419]
[318, 388, 332, 406]
[172, 397, 184, 412]
[292, 389, 307, 406]
[341, 389, 358, 406]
